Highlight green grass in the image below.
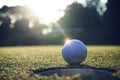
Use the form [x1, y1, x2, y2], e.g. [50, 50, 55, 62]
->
[0, 45, 120, 80]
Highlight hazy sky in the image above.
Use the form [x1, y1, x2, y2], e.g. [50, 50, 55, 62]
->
[0, 0, 107, 8]
[0, 0, 107, 25]
[0, 0, 87, 8]
[0, 0, 87, 24]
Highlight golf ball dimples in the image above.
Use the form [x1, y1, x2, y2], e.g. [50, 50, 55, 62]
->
[62, 39, 87, 65]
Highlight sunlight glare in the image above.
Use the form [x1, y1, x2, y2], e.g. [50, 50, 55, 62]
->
[26, 0, 70, 25]
[64, 37, 71, 44]
[65, 39, 71, 44]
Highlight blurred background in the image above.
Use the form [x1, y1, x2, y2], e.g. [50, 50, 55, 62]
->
[0, 0, 120, 46]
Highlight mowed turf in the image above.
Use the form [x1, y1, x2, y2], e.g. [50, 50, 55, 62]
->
[0, 46, 120, 80]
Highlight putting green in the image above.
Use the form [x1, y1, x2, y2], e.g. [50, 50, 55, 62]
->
[0, 46, 120, 80]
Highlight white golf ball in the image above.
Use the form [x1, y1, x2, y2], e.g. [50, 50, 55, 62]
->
[62, 39, 87, 65]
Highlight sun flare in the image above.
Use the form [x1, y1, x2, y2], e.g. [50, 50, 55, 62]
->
[26, 0, 72, 25]
[64, 37, 71, 44]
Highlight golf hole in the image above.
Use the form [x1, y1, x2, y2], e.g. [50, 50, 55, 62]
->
[34, 67, 115, 79]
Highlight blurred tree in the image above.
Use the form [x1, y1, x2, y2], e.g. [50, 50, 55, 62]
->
[58, 2, 102, 44]
[0, 5, 9, 13]
[0, 5, 47, 46]
[103, 0, 120, 44]
[86, 0, 100, 8]
[0, 16, 12, 46]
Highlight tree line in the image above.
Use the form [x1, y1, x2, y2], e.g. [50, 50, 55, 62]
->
[0, 0, 120, 46]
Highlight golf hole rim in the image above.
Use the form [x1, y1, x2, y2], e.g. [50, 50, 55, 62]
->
[34, 67, 113, 77]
